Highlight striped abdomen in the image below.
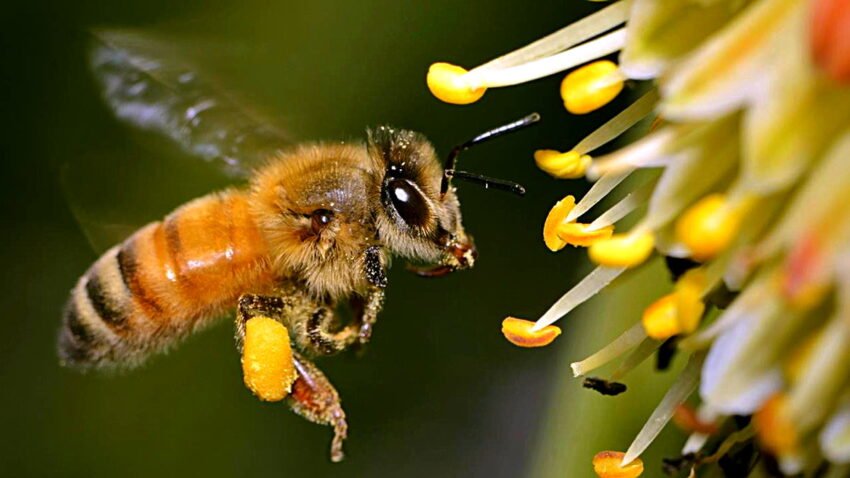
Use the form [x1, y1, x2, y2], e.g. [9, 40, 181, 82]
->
[59, 190, 274, 369]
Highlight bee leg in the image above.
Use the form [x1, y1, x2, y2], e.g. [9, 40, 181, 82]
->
[353, 287, 384, 346]
[302, 306, 362, 355]
[364, 245, 388, 289]
[346, 246, 387, 347]
[288, 350, 347, 463]
[302, 287, 385, 355]
[234, 293, 289, 352]
[235, 293, 347, 461]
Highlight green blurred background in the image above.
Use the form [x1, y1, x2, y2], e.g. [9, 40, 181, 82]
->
[1, 1, 684, 476]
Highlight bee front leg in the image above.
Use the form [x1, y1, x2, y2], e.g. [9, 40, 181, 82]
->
[357, 245, 387, 345]
[288, 351, 348, 463]
[301, 287, 386, 355]
[353, 287, 384, 346]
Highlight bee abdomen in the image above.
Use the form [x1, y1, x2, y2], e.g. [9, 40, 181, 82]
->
[58, 191, 273, 370]
[58, 246, 137, 368]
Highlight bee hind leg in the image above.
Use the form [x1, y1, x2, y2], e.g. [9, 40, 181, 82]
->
[288, 351, 348, 462]
[234, 293, 348, 462]
[234, 293, 289, 351]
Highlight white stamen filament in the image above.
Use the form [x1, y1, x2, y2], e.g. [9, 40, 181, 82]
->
[610, 337, 658, 381]
[570, 321, 647, 377]
[682, 432, 710, 455]
[621, 354, 704, 466]
[587, 127, 678, 179]
[586, 178, 656, 232]
[473, 0, 630, 73]
[681, 405, 718, 454]
[532, 266, 627, 333]
[574, 89, 659, 155]
[565, 170, 633, 223]
[464, 28, 627, 89]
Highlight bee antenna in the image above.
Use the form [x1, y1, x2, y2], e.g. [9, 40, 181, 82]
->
[441, 112, 540, 196]
[446, 170, 526, 196]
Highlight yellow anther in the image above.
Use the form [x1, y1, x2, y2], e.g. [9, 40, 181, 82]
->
[561, 60, 624, 115]
[543, 195, 613, 250]
[588, 230, 655, 268]
[501, 317, 561, 348]
[534, 149, 592, 178]
[242, 316, 297, 402]
[642, 270, 706, 340]
[558, 222, 615, 247]
[543, 195, 576, 251]
[673, 269, 707, 334]
[754, 394, 799, 457]
[675, 194, 746, 261]
[641, 294, 679, 340]
[593, 451, 644, 478]
[426, 62, 487, 105]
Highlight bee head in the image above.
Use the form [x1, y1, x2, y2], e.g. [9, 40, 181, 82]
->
[367, 113, 537, 277]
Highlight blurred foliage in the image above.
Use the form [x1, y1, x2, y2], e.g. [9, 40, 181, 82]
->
[1, 1, 679, 477]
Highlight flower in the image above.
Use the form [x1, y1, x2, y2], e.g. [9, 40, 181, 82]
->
[429, 0, 850, 476]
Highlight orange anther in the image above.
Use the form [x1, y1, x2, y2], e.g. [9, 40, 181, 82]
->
[502, 317, 562, 347]
[672, 404, 719, 435]
[593, 451, 644, 478]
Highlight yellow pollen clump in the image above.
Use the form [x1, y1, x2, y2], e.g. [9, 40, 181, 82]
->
[561, 60, 625, 115]
[675, 194, 746, 261]
[754, 394, 799, 457]
[426, 62, 487, 105]
[558, 222, 615, 247]
[534, 149, 592, 178]
[642, 269, 706, 340]
[502, 317, 561, 348]
[588, 230, 655, 268]
[242, 316, 298, 402]
[592, 451, 644, 478]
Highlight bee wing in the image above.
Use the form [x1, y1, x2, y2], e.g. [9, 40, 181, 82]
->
[89, 29, 293, 178]
[68, 30, 295, 254]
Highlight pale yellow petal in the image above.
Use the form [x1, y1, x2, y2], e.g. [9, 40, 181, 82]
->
[659, 0, 802, 120]
[620, 0, 743, 79]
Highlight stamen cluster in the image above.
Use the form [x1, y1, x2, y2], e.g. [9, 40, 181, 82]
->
[428, 0, 850, 476]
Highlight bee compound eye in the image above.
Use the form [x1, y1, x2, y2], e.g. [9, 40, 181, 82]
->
[311, 209, 334, 235]
[386, 178, 429, 228]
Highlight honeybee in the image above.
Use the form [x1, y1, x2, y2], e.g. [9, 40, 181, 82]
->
[60, 30, 538, 462]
